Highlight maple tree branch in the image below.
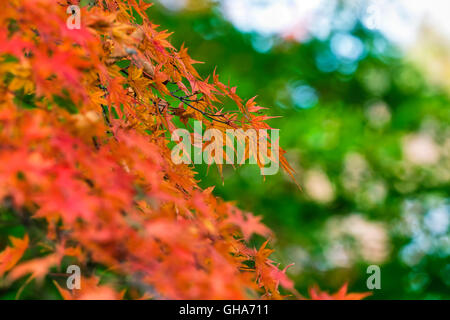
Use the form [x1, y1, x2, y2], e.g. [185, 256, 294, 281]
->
[117, 67, 232, 125]
[169, 92, 232, 125]
[100, 104, 112, 127]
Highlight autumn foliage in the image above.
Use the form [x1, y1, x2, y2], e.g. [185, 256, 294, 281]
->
[0, 0, 367, 300]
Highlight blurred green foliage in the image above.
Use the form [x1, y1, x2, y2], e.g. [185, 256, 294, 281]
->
[148, 2, 450, 299]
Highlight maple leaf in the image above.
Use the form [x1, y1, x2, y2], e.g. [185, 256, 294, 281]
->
[308, 283, 372, 300]
[246, 96, 268, 113]
[0, 234, 29, 277]
[7, 253, 62, 283]
[227, 210, 272, 242]
[54, 276, 124, 300]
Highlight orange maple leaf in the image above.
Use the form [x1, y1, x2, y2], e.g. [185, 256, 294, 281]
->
[0, 234, 29, 277]
[54, 276, 124, 300]
[308, 283, 371, 300]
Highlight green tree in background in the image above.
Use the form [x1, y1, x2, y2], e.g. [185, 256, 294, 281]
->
[148, 1, 450, 299]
